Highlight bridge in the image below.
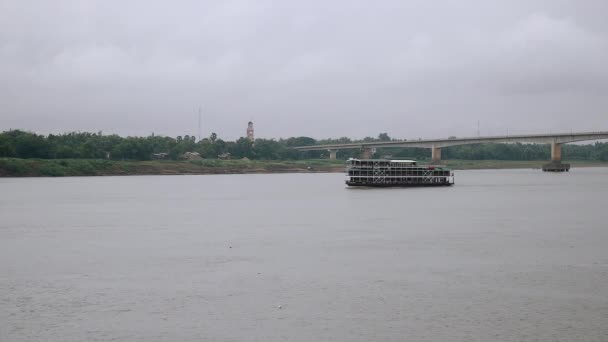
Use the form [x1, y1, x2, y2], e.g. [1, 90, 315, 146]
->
[293, 131, 608, 165]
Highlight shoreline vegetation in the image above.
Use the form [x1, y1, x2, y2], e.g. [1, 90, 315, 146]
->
[2, 129, 608, 177]
[1, 158, 607, 177]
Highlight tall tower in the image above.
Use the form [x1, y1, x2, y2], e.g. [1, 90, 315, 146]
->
[247, 121, 254, 142]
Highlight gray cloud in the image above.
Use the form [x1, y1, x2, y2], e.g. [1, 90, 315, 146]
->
[1, 0, 607, 140]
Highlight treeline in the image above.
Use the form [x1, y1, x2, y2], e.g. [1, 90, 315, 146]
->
[1, 130, 608, 161]
[0, 130, 321, 160]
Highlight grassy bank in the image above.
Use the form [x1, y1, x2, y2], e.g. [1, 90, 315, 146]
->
[1, 158, 607, 177]
[0, 158, 344, 177]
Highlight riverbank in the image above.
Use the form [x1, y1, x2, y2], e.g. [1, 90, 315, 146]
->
[0, 158, 344, 177]
[1, 158, 607, 177]
[442, 159, 608, 170]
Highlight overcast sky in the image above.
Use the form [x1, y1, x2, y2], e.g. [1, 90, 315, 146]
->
[1, 0, 607, 140]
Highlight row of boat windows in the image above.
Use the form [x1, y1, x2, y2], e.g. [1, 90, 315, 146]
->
[348, 170, 451, 176]
[347, 165, 426, 169]
[347, 177, 452, 184]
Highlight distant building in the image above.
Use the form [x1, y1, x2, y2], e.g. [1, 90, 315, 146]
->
[247, 121, 254, 142]
[181, 152, 202, 160]
[152, 152, 169, 160]
[218, 152, 231, 160]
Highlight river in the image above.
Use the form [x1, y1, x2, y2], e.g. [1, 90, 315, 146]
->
[1, 168, 607, 341]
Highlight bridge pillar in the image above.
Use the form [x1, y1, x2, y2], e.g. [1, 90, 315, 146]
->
[361, 147, 373, 159]
[543, 141, 569, 171]
[551, 142, 562, 162]
[328, 149, 338, 160]
[431, 146, 442, 164]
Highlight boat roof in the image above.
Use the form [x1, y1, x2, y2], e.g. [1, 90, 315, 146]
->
[347, 158, 417, 163]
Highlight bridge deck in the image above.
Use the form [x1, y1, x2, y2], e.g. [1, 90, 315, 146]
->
[293, 131, 608, 151]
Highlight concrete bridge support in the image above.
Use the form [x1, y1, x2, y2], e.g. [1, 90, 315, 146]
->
[551, 142, 562, 162]
[361, 147, 373, 159]
[543, 141, 569, 171]
[328, 149, 338, 160]
[431, 146, 442, 164]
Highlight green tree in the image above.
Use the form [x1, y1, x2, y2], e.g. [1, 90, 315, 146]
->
[378, 133, 391, 141]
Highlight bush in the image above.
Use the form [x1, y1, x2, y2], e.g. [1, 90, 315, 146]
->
[68, 160, 96, 175]
[190, 159, 222, 167]
[38, 162, 66, 177]
[0, 158, 30, 176]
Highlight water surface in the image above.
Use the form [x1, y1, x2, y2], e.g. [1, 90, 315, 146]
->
[1, 169, 608, 341]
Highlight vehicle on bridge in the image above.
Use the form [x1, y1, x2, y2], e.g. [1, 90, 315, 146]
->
[345, 159, 454, 187]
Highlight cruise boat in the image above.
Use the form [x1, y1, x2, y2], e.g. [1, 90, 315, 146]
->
[345, 158, 454, 187]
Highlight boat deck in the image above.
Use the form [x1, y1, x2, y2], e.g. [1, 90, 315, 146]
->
[345, 159, 454, 187]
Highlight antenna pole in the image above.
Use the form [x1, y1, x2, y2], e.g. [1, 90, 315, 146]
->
[198, 106, 202, 141]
